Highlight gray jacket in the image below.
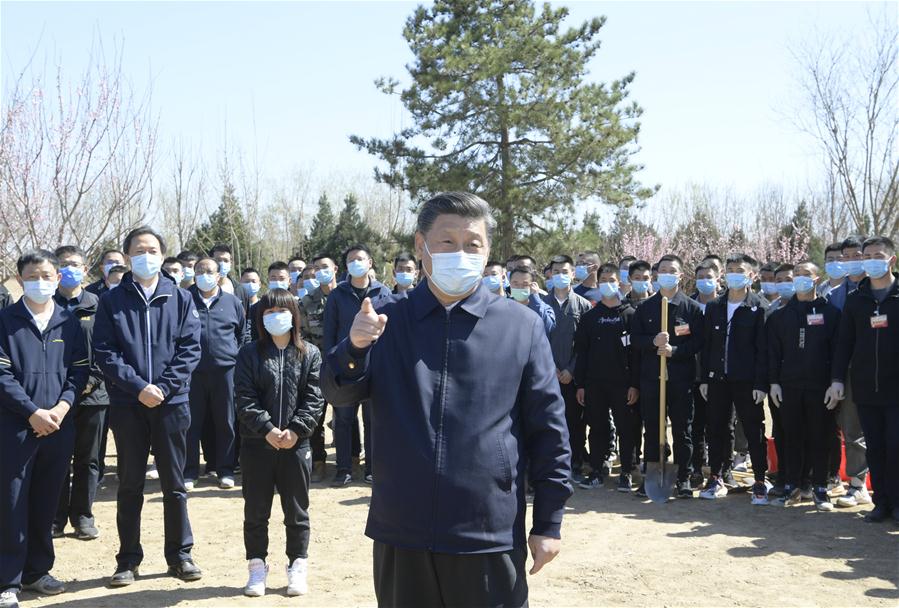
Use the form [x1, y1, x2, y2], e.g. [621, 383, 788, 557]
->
[542, 290, 593, 374]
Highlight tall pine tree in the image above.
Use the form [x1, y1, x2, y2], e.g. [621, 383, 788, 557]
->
[305, 194, 337, 259]
[351, 0, 656, 258]
[186, 180, 259, 269]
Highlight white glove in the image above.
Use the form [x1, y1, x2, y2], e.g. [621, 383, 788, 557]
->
[824, 382, 844, 410]
[752, 389, 766, 405]
[699, 383, 708, 401]
[769, 384, 783, 408]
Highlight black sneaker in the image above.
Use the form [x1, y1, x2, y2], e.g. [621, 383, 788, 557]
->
[617, 474, 632, 493]
[168, 559, 202, 581]
[635, 482, 647, 498]
[578, 472, 603, 490]
[690, 472, 705, 490]
[331, 471, 352, 487]
[364, 473, 373, 484]
[677, 480, 694, 498]
[109, 566, 139, 587]
[865, 504, 890, 523]
[770, 483, 786, 498]
[51, 523, 65, 538]
[74, 525, 99, 540]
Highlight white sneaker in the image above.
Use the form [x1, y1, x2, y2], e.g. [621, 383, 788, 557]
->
[244, 559, 268, 597]
[184, 479, 196, 491]
[22, 574, 65, 595]
[0, 590, 19, 608]
[219, 476, 235, 489]
[700, 478, 728, 500]
[732, 453, 749, 473]
[835, 484, 872, 508]
[145, 462, 159, 480]
[286, 558, 308, 596]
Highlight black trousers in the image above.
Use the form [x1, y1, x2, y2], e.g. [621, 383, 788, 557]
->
[780, 387, 833, 488]
[241, 439, 311, 563]
[584, 384, 640, 474]
[55, 404, 108, 529]
[856, 403, 899, 510]
[110, 403, 193, 568]
[707, 381, 767, 482]
[310, 405, 328, 464]
[640, 380, 694, 482]
[560, 381, 586, 469]
[1, 421, 74, 591]
[691, 384, 708, 473]
[373, 541, 528, 608]
[186, 368, 236, 479]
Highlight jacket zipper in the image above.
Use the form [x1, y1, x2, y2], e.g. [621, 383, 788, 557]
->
[873, 304, 880, 394]
[278, 348, 284, 429]
[430, 309, 451, 550]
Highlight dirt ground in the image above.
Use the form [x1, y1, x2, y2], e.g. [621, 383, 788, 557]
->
[25, 423, 899, 608]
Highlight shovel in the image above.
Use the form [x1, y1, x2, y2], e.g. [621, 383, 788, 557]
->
[644, 296, 677, 503]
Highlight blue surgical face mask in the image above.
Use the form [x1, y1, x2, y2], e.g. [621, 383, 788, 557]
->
[269, 280, 289, 291]
[170, 272, 184, 285]
[777, 282, 796, 299]
[725, 273, 750, 290]
[631, 280, 650, 295]
[825, 261, 846, 280]
[59, 266, 84, 289]
[652, 280, 661, 292]
[792, 276, 815, 294]
[503, 277, 510, 289]
[657, 273, 679, 290]
[183, 267, 195, 281]
[218, 261, 231, 276]
[619, 269, 631, 285]
[315, 268, 334, 285]
[263, 311, 293, 336]
[552, 273, 572, 289]
[483, 275, 503, 292]
[347, 259, 369, 279]
[761, 281, 778, 295]
[574, 265, 588, 281]
[297, 288, 308, 299]
[545, 276, 555, 291]
[395, 272, 414, 287]
[844, 260, 864, 277]
[290, 270, 302, 285]
[103, 261, 119, 277]
[23, 279, 58, 304]
[510, 287, 530, 302]
[696, 278, 717, 295]
[195, 273, 218, 292]
[598, 282, 619, 298]
[130, 254, 162, 280]
[242, 281, 260, 297]
[304, 278, 320, 292]
[862, 258, 892, 279]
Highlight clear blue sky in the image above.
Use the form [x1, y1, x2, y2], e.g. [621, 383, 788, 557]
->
[2, 1, 893, 200]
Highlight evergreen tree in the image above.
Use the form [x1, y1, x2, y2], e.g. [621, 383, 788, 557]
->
[351, 0, 656, 258]
[305, 194, 337, 259]
[186, 180, 259, 270]
[328, 194, 381, 266]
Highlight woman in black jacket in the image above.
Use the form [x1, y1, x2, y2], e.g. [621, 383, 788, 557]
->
[235, 288, 324, 598]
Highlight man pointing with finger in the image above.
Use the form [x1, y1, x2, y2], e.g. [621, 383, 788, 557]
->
[322, 192, 573, 608]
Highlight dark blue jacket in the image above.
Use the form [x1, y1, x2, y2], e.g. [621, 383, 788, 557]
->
[93, 271, 201, 406]
[632, 290, 705, 384]
[322, 279, 391, 352]
[0, 299, 90, 425]
[321, 279, 573, 554]
[189, 285, 247, 371]
[825, 277, 860, 312]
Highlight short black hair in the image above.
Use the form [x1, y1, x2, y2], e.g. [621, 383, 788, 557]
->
[618, 255, 637, 266]
[509, 265, 537, 282]
[775, 263, 795, 275]
[176, 250, 199, 263]
[98, 248, 125, 263]
[267, 261, 289, 273]
[210, 244, 232, 256]
[841, 235, 866, 252]
[658, 254, 684, 270]
[311, 253, 336, 266]
[485, 260, 505, 271]
[863, 236, 895, 255]
[651, 262, 659, 272]
[695, 260, 720, 275]
[393, 251, 417, 266]
[505, 254, 521, 264]
[795, 259, 820, 273]
[760, 261, 780, 273]
[628, 260, 651, 277]
[516, 255, 537, 268]
[725, 253, 759, 269]
[417, 192, 496, 242]
[288, 255, 305, 265]
[824, 242, 843, 256]
[53, 245, 86, 261]
[241, 267, 260, 277]
[123, 225, 166, 255]
[162, 257, 181, 267]
[551, 254, 574, 266]
[18, 249, 59, 275]
[598, 263, 619, 277]
[343, 244, 371, 264]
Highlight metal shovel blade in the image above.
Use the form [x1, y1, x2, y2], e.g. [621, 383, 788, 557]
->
[644, 461, 677, 503]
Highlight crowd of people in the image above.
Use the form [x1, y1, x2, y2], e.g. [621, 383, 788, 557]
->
[0, 201, 897, 607]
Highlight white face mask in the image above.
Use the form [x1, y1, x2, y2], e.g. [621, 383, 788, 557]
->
[423, 242, 485, 297]
[23, 279, 58, 304]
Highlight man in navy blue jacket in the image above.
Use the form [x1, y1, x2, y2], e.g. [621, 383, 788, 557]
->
[1, 250, 89, 605]
[322, 244, 391, 486]
[92, 226, 203, 587]
[322, 193, 572, 608]
[184, 256, 247, 489]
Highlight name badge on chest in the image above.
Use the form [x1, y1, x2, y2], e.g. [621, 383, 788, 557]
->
[806, 314, 824, 326]
[674, 324, 691, 337]
[871, 314, 888, 329]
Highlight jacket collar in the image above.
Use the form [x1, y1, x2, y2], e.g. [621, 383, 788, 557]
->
[53, 289, 98, 315]
[189, 283, 222, 306]
[335, 278, 386, 297]
[11, 297, 71, 332]
[411, 277, 490, 320]
[718, 289, 765, 308]
[854, 273, 899, 300]
[122, 270, 177, 301]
